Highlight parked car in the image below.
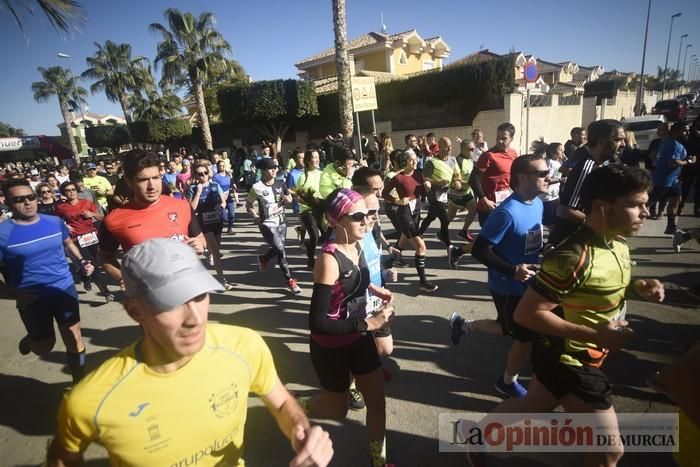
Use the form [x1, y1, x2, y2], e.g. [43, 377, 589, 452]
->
[678, 93, 697, 105]
[652, 99, 687, 121]
[622, 115, 667, 152]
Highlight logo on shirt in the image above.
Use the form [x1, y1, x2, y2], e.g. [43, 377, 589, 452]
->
[168, 212, 178, 222]
[209, 383, 239, 418]
[129, 402, 150, 417]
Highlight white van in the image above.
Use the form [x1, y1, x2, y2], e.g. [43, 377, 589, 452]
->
[622, 115, 666, 152]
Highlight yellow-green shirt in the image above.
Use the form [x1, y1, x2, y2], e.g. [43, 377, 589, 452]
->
[295, 169, 322, 213]
[56, 324, 279, 466]
[319, 164, 352, 198]
[82, 175, 113, 209]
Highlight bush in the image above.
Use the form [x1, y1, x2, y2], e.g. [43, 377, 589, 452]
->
[85, 124, 131, 152]
[129, 119, 192, 144]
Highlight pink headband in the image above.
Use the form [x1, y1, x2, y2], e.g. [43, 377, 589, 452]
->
[327, 188, 363, 227]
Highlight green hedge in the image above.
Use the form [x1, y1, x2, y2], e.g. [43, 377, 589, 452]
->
[128, 119, 192, 144]
[85, 124, 131, 151]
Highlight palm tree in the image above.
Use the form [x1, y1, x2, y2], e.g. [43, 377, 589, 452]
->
[130, 87, 183, 121]
[332, 0, 353, 139]
[2, 0, 84, 34]
[31, 66, 87, 164]
[149, 8, 232, 151]
[82, 40, 152, 127]
[0, 121, 26, 137]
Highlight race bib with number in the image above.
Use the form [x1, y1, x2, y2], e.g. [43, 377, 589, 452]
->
[437, 190, 448, 203]
[77, 231, 99, 248]
[408, 198, 417, 214]
[346, 293, 384, 320]
[264, 202, 282, 219]
[524, 226, 543, 256]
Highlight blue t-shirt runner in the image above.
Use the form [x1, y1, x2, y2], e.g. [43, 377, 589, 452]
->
[479, 193, 544, 296]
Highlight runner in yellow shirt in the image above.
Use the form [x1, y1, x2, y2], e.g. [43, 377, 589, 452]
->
[82, 163, 113, 211]
[48, 238, 333, 467]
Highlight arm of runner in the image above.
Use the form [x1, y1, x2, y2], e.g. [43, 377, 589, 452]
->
[468, 169, 485, 199]
[261, 382, 333, 467]
[63, 238, 94, 276]
[555, 203, 586, 223]
[514, 286, 634, 351]
[46, 437, 83, 467]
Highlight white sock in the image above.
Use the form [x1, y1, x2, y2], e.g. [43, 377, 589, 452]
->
[503, 371, 517, 384]
[461, 320, 473, 333]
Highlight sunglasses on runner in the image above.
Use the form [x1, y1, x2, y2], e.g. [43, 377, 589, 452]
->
[346, 211, 372, 222]
[529, 170, 550, 178]
[196, 171, 208, 176]
[39, 190, 51, 194]
[9, 194, 37, 204]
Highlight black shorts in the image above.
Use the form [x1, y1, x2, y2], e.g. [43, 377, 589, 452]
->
[17, 287, 80, 340]
[490, 289, 538, 342]
[396, 204, 421, 238]
[310, 333, 382, 393]
[448, 192, 475, 209]
[531, 341, 612, 410]
[651, 183, 682, 203]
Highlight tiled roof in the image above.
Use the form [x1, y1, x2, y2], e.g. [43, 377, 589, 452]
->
[296, 30, 420, 67]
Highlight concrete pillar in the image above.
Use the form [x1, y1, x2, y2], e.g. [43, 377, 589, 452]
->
[582, 96, 598, 128]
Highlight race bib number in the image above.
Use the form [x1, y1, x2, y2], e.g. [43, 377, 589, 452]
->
[524, 226, 543, 256]
[201, 211, 220, 225]
[264, 202, 282, 219]
[494, 189, 512, 206]
[408, 198, 417, 214]
[77, 231, 99, 248]
[437, 190, 448, 203]
[346, 293, 384, 320]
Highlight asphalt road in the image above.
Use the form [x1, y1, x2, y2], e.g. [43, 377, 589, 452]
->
[0, 201, 698, 467]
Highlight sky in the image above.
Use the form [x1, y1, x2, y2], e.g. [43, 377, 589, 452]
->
[1, 0, 698, 136]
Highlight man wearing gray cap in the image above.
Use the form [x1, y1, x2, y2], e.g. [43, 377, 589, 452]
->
[48, 238, 333, 467]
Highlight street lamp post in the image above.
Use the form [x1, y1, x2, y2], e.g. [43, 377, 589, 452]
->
[676, 34, 688, 72]
[683, 49, 694, 82]
[662, 12, 682, 99]
[636, 0, 652, 116]
[57, 52, 86, 160]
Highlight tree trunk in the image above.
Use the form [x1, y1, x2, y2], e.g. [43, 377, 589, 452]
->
[193, 80, 213, 151]
[60, 98, 80, 166]
[118, 93, 135, 143]
[332, 0, 354, 138]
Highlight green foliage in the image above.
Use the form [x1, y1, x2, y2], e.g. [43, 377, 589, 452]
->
[0, 121, 26, 137]
[129, 119, 191, 144]
[85, 124, 130, 151]
[218, 79, 319, 126]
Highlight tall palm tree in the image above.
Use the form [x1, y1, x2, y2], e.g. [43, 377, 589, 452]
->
[31, 65, 87, 164]
[332, 0, 353, 138]
[130, 87, 183, 122]
[149, 8, 232, 151]
[2, 0, 84, 34]
[82, 40, 152, 126]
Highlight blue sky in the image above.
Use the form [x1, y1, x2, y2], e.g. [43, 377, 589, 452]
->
[1, 0, 698, 135]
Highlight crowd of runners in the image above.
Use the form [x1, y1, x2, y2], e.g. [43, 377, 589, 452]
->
[0, 116, 698, 467]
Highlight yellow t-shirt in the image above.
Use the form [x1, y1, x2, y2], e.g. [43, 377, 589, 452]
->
[56, 324, 279, 466]
[82, 175, 113, 209]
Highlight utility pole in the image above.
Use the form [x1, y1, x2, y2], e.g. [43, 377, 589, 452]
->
[636, 0, 651, 116]
[662, 12, 682, 99]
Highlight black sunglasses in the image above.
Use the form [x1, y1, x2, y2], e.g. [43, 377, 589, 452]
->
[39, 190, 51, 194]
[528, 170, 550, 178]
[196, 171, 208, 176]
[9, 194, 37, 204]
[346, 211, 369, 222]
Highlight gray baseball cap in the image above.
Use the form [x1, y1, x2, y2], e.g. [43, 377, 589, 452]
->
[122, 238, 223, 312]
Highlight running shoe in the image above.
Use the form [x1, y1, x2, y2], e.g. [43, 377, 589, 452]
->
[449, 312, 467, 346]
[223, 279, 235, 291]
[348, 387, 365, 410]
[82, 279, 92, 292]
[391, 249, 407, 268]
[673, 230, 686, 253]
[448, 245, 462, 269]
[288, 278, 302, 294]
[494, 377, 528, 398]
[257, 254, 269, 272]
[104, 293, 115, 303]
[664, 225, 677, 235]
[227, 227, 233, 234]
[18, 335, 31, 355]
[208, 253, 215, 267]
[420, 281, 439, 293]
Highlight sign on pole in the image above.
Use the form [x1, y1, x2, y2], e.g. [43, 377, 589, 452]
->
[350, 77, 378, 112]
[0, 136, 41, 153]
[525, 63, 539, 83]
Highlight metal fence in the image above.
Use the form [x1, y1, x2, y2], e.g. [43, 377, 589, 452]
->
[558, 95, 581, 106]
[524, 94, 553, 107]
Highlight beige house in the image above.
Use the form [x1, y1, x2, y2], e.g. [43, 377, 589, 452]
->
[295, 29, 450, 81]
